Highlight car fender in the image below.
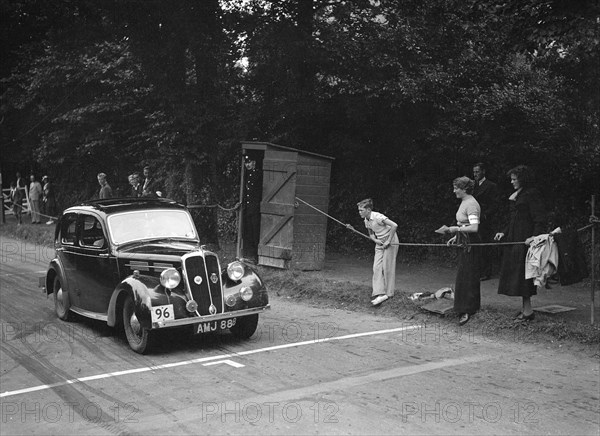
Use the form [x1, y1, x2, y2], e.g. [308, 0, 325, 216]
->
[45, 259, 70, 296]
[107, 275, 161, 328]
[221, 266, 269, 307]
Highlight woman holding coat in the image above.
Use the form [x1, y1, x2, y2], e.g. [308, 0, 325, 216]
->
[494, 165, 547, 321]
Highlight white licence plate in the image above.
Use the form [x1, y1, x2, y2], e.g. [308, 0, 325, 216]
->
[196, 318, 237, 334]
[151, 304, 174, 323]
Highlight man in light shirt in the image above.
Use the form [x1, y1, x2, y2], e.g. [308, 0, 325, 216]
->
[28, 174, 43, 224]
[350, 198, 399, 306]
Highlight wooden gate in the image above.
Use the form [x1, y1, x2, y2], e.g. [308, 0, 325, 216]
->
[2, 187, 30, 217]
[257, 150, 298, 268]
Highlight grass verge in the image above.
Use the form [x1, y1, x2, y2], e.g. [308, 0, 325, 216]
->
[259, 267, 600, 351]
[0, 221, 55, 246]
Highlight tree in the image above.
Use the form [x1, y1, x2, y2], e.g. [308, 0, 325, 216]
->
[1, 0, 149, 200]
[1, 0, 247, 243]
[1, 0, 597, 252]
[107, 0, 246, 243]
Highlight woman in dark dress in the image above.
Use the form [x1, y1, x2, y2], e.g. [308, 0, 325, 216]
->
[494, 165, 546, 321]
[445, 177, 481, 326]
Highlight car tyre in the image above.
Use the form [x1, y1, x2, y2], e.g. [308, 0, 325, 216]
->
[53, 276, 71, 321]
[229, 314, 259, 339]
[123, 294, 152, 354]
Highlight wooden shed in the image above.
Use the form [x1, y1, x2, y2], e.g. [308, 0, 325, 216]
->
[237, 141, 334, 270]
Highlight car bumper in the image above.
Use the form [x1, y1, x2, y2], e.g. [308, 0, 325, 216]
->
[151, 305, 270, 329]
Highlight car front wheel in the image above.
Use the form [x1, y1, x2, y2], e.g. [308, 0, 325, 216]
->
[230, 314, 259, 339]
[123, 294, 152, 354]
[53, 276, 71, 321]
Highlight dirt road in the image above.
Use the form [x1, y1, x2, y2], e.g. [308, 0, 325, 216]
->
[1, 237, 599, 435]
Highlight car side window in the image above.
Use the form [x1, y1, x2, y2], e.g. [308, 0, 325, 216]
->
[60, 214, 78, 245]
[80, 215, 105, 248]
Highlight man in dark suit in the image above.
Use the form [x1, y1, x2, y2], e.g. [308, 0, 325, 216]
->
[473, 162, 498, 280]
[142, 166, 161, 197]
[242, 153, 263, 261]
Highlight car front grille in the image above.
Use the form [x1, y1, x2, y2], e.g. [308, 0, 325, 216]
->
[183, 253, 224, 316]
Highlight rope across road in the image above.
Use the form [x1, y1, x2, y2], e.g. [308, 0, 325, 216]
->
[297, 194, 598, 326]
[296, 196, 544, 248]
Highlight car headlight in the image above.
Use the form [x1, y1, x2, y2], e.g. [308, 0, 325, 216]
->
[227, 261, 245, 281]
[240, 286, 253, 301]
[160, 268, 181, 289]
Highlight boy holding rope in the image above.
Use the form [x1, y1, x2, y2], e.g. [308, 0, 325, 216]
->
[348, 198, 399, 306]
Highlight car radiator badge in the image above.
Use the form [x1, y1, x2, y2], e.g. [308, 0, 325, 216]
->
[209, 304, 217, 315]
[210, 273, 218, 284]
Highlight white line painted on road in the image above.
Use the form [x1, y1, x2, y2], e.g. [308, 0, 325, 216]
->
[0, 325, 419, 399]
[203, 359, 245, 368]
[2, 271, 45, 278]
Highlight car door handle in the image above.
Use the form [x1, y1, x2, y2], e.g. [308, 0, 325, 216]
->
[99, 253, 109, 258]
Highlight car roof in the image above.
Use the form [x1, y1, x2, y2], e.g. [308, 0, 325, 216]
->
[65, 197, 188, 216]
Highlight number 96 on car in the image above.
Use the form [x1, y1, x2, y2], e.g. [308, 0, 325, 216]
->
[151, 305, 174, 323]
[197, 318, 236, 334]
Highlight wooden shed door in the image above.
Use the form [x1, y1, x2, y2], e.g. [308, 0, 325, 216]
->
[258, 150, 297, 268]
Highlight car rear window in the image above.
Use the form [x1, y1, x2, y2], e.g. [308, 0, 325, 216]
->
[80, 215, 106, 248]
[60, 214, 78, 245]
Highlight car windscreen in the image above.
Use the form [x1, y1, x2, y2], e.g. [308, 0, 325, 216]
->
[107, 209, 198, 245]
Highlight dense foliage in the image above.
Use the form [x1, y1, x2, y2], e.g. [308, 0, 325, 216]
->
[1, 0, 598, 252]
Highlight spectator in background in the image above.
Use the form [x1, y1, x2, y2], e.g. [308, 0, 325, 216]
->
[97, 173, 113, 199]
[15, 172, 25, 191]
[42, 175, 57, 225]
[128, 173, 143, 197]
[29, 174, 43, 224]
[10, 181, 23, 225]
[242, 154, 263, 261]
[494, 165, 547, 322]
[142, 166, 160, 197]
[132, 173, 143, 197]
[473, 162, 498, 280]
[12, 172, 26, 225]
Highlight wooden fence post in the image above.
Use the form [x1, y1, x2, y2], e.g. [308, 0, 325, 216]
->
[591, 195, 596, 325]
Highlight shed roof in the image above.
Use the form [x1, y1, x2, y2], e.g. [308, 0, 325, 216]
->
[242, 141, 335, 161]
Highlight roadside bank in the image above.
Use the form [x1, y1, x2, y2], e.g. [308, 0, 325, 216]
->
[260, 251, 600, 350]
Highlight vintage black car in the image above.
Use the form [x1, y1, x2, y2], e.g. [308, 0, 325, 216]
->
[42, 198, 270, 353]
